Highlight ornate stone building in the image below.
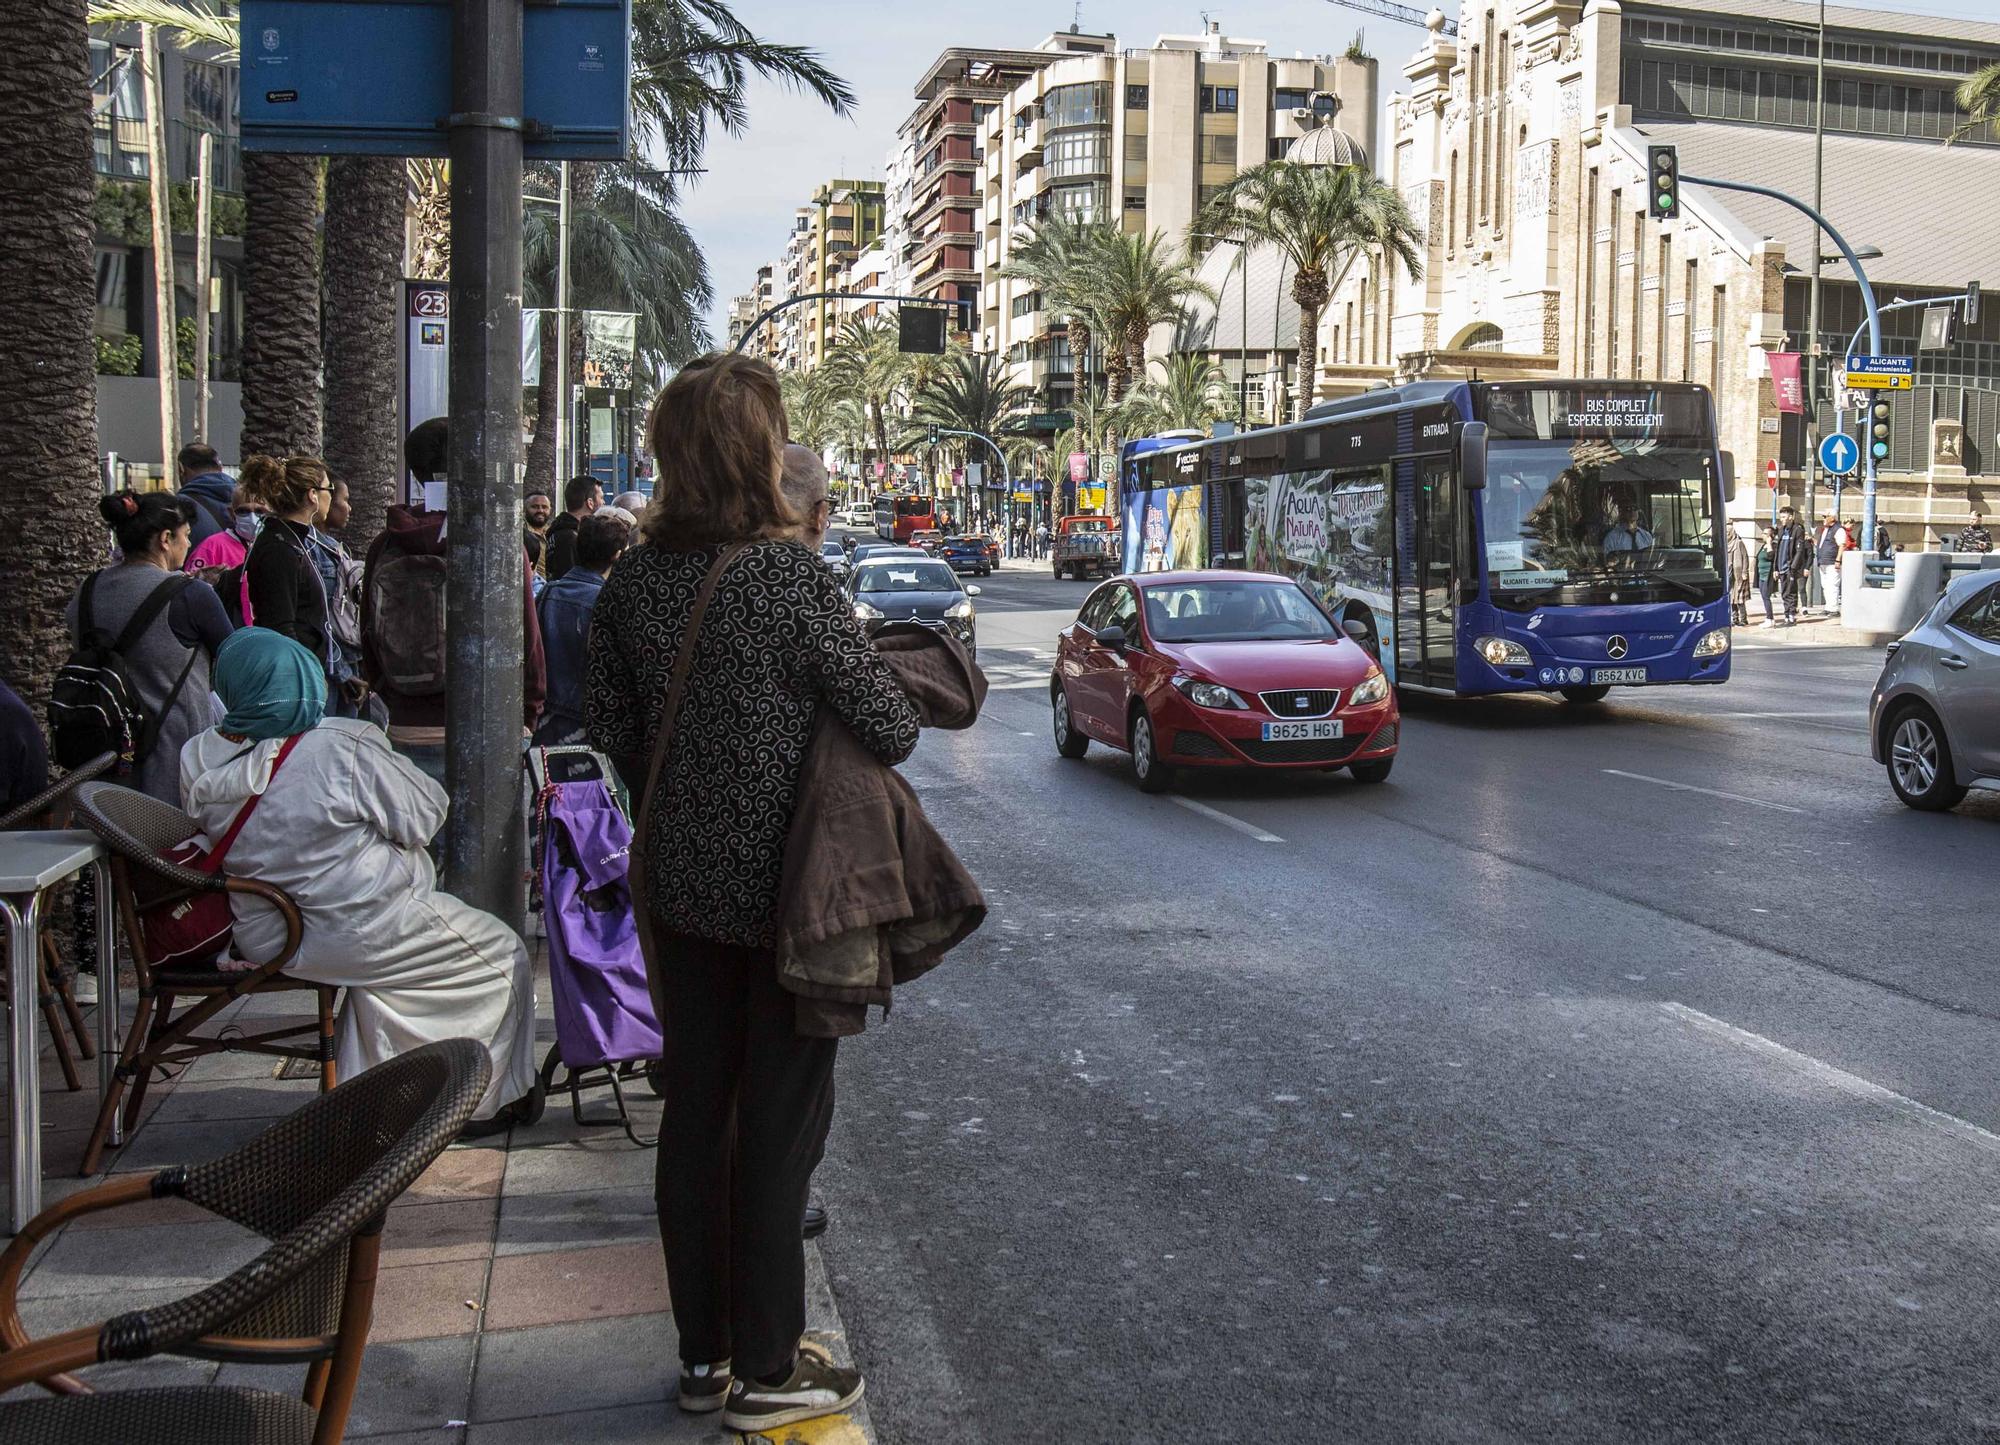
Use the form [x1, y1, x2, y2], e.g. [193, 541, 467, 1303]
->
[1321, 0, 2000, 541]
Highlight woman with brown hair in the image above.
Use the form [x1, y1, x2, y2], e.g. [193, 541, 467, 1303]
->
[241, 454, 334, 678]
[585, 353, 917, 1432]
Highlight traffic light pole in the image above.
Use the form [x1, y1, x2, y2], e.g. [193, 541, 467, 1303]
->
[731, 293, 972, 353]
[928, 427, 1014, 534]
[1680, 174, 1882, 548]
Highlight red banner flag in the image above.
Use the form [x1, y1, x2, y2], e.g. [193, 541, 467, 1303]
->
[1768, 351, 1805, 414]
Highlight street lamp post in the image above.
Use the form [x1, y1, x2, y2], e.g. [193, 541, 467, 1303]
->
[1805, 0, 1826, 526]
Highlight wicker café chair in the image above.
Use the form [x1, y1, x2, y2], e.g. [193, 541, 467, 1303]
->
[0, 1038, 491, 1445]
[0, 753, 116, 1091]
[69, 781, 337, 1176]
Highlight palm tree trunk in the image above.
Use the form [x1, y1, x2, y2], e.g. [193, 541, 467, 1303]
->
[1294, 301, 1322, 422]
[0, 0, 100, 710]
[525, 317, 558, 494]
[322, 156, 405, 543]
[240, 152, 324, 458]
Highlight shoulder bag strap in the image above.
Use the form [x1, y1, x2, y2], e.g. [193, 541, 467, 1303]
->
[112, 572, 188, 655]
[630, 543, 748, 991]
[198, 732, 306, 874]
[128, 576, 201, 763]
[78, 570, 100, 637]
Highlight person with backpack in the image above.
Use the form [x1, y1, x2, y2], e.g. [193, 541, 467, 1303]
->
[306, 477, 371, 721]
[175, 440, 236, 546]
[242, 455, 333, 674]
[363, 421, 547, 784]
[56, 491, 232, 802]
[534, 511, 630, 746]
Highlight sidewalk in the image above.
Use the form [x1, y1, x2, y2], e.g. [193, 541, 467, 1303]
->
[1734, 610, 1895, 648]
[3, 958, 874, 1445]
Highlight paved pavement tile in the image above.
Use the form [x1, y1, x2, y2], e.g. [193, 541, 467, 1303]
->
[62, 1191, 212, 1232]
[501, 1138, 660, 1194]
[369, 1257, 492, 1343]
[103, 1113, 273, 1174]
[146, 1075, 320, 1125]
[408, 1144, 509, 1203]
[17, 1215, 263, 1301]
[484, 1240, 668, 1331]
[171, 1045, 302, 1082]
[382, 1197, 502, 1268]
[465, 1400, 710, 1443]
[494, 1184, 657, 1257]
[219, 1334, 480, 1438]
[468, 1312, 677, 1422]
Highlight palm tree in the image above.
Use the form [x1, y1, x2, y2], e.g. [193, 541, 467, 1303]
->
[1953, 61, 2000, 142]
[1001, 213, 1114, 398]
[91, 2, 329, 456]
[1119, 353, 1231, 435]
[903, 350, 1036, 456]
[818, 316, 911, 467]
[322, 157, 406, 541]
[1197, 161, 1424, 420]
[1084, 229, 1214, 405]
[1, 0, 102, 709]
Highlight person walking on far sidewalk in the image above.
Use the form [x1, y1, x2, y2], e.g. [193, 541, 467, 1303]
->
[1773, 507, 1810, 625]
[1813, 513, 1849, 617]
[1957, 511, 1992, 554]
[1754, 527, 1776, 627]
[1727, 526, 1751, 626]
[586, 354, 915, 1434]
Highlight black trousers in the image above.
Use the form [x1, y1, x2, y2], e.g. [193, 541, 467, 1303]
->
[1777, 571, 1802, 619]
[654, 930, 837, 1380]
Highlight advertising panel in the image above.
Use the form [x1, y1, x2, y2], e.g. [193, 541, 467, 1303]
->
[1245, 466, 1396, 668]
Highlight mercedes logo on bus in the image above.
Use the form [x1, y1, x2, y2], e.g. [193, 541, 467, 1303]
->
[1606, 635, 1630, 660]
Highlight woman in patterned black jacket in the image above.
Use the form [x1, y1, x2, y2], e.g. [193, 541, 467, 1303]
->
[585, 353, 916, 1433]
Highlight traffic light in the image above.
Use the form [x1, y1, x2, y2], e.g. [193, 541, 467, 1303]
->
[1648, 144, 1680, 221]
[1868, 397, 1892, 462]
[898, 306, 947, 355]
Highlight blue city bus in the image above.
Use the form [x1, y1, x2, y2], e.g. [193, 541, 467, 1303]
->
[1119, 379, 1735, 700]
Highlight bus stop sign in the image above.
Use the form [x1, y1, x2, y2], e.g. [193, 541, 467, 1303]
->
[240, 0, 631, 160]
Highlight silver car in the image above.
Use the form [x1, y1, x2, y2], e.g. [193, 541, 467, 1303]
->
[1870, 569, 2000, 810]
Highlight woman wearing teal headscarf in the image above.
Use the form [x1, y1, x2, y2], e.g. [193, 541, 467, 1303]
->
[212, 628, 326, 741]
[179, 628, 540, 1126]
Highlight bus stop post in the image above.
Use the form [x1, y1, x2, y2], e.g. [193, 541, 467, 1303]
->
[443, 0, 528, 928]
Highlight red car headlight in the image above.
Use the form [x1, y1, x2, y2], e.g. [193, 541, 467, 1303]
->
[1347, 667, 1390, 706]
[1172, 675, 1249, 710]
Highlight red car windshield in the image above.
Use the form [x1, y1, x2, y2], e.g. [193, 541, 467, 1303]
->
[1142, 581, 1338, 643]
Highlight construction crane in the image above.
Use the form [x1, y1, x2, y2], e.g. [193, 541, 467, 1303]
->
[1324, 0, 1458, 38]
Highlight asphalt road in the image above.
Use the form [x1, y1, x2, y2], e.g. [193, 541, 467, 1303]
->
[816, 553, 2000, 1444]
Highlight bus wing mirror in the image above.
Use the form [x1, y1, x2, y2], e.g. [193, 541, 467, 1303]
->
[1457, 422, 1489, 491]
[1718, 450, 1738, 503]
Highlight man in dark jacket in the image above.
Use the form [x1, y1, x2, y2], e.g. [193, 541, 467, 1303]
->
[543, 473, 602, 581]
[176, 441, 236, 544]
[534, 512, 629, 744]
[1772, 506, 1811, 626]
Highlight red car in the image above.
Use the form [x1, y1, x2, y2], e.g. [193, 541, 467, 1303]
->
[1050, 570, 1399, 792]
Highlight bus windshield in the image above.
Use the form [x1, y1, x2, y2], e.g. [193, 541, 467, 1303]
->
[1481, 439, 1721, 605]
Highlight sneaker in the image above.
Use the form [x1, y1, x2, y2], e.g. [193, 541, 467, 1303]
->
[1757, 620, 1776, 630]
[676, 1359, 732, 1414]
[720, 1351, 864, 1432]
[70, 972, 97, 1005]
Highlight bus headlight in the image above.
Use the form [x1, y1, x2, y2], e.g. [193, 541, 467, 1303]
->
[1348, 667, 1389, 706]
[1173, 676, 1248, 710]
[1477, 636, 1532, 667]
[945, 599, 975, 619]
[1692, 627, 1731, 658]
[853, 600, 884, 620]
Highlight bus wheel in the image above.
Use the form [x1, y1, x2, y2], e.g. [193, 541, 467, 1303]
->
[1560, 685, 1611, 704]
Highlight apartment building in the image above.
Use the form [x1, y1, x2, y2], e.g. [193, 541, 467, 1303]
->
[980, 24, 1378, 410]
[794, 179, 887, 370]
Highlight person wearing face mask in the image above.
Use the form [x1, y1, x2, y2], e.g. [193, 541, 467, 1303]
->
[64, 490, 233, 802]
[184, 481, 264, 627]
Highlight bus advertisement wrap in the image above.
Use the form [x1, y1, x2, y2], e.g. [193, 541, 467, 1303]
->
[1246, 468, 1396, 677]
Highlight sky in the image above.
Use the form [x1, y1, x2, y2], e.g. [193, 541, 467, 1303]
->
[680, 0, 1999, 345]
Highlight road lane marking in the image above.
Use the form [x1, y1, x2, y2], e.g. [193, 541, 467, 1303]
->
[1661, 1003, 2000, 1158]
[1169, 795, 1284, 843]
[1601, 769, 1807, 813]
[1710, 710, 1858, 719]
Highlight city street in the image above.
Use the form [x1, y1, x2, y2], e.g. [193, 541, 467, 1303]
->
[818, 559, 2000, 1443]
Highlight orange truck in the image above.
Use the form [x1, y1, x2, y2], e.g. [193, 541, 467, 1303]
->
[1052, 515, 1119, 580]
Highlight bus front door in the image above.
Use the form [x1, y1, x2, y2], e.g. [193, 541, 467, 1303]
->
[1413, 459, 1459, 688]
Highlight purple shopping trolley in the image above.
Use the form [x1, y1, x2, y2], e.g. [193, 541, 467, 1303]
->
[535, 749, 662, 1146]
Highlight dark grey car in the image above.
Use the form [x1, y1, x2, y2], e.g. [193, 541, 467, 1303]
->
[1869, 569, 2000, 809]
[847, 557, 979, 657]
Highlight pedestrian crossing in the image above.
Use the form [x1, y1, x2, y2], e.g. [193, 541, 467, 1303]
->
[980, 648, 1057, 691]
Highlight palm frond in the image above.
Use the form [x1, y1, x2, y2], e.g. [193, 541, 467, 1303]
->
[88, 0, 238, 56]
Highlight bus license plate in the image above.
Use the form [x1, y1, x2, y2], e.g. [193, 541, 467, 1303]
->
[1591, 667, 1648, 685]
[1262, 720, 1343, 741]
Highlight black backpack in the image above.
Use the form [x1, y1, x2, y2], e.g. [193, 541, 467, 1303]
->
[49, 572, 197, 774]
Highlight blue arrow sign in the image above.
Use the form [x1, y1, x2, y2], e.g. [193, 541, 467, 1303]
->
[1818, 432, 1860, 475]
[1846, 353, 1913, 374]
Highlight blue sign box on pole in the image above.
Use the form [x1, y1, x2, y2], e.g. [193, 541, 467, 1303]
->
[1844, 353, 1914, 375]
[239, 0, 631, 160]
[1817, 431, 1860, 476]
